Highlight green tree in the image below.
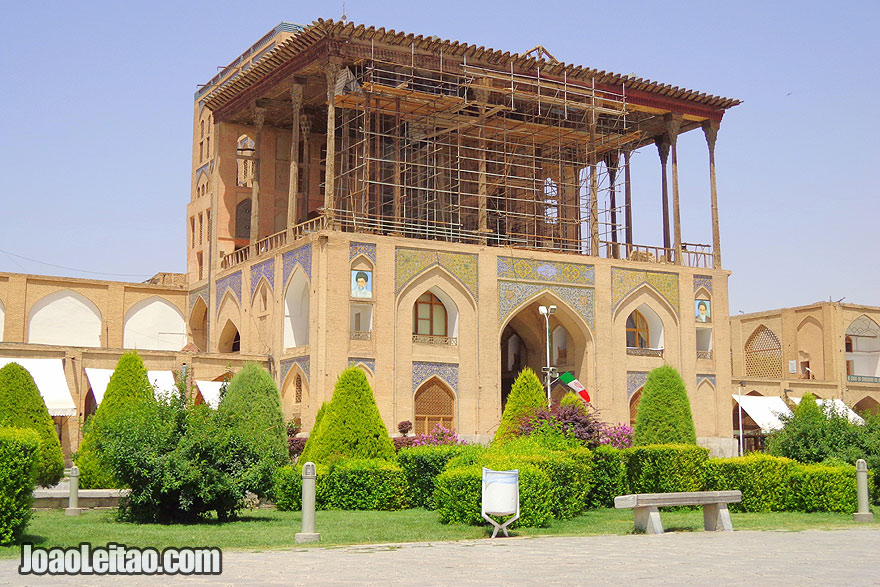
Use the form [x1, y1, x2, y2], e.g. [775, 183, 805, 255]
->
[633, 365, 697, 445]
[0, 363, 65, 486]
[77, 352, 155, 488]
[494, 367, 547, 443]
[766, 394, 865, 464]
[300, 368, 395, 464]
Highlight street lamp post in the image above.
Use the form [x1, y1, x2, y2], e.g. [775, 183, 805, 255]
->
[538, 305, 557, 407]
[738, 381, 746, 456]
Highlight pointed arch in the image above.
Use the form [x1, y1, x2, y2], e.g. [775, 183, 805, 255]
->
[744, 325, 783, 378]
[217, 319, 240, 353]
[284, 268, 310, 348]
[846, 316, 880, 378]
[499, 288, 594, 342]
[796, 315, 824, 379]
[694, 379, 717, 436]
[613, 283, 679, 326]
[413, 376, 456, 435]
[629, 388, 642, 426]
[189, 297, 208, 351]
[397, 264, 477, 311]
[853, 396, 880, 417]
[123, 296, 186, 351]
[252, 276, 273, 311]
[28, 289, 102, 347]
[280, 363, 309, 421]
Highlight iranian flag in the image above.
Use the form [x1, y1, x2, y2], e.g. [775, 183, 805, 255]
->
[559, 371, 590, 403]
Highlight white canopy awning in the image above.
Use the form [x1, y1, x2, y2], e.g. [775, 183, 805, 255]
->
[790, 397, 865, 425]
[84, 368, 177, 404]
[732, 394, 791, 432]
[195, 381, 224, 409]
[0, 358, 77, 417]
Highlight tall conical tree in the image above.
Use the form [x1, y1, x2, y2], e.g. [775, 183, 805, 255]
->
[77, 352, 155, 488]
[0, 363, 65, 486]
[300, 368, 395, 464]
[633, 365, 697, 445]
[494, 367, 547, 443]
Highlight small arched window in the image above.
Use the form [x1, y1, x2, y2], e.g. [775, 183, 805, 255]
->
[236, 135, 255, 187]
[295, 374, 302, 403]
[845, 336, 853, 353]
[626, 310, 650, 349]
[413, 293, 447, 337]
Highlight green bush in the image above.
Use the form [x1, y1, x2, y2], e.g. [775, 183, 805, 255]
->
[0, 363, 65, 486]
[272, 465, 303, 511]
[703, 454, 795, 512]
[77, 352, 155, 489]
[0, 428, 40, 545]
[622, 444, 708, 494]
[398, 444, 478, 509]
[494, 368, 546, 443]
[787, 463, 860, 513]
[766, 394, 865, 464]
[559, 391, 587, 412]
[217, 363, 288, 497]
[320, 459, 409, 511]
[300, 368, 395, 464]
[587, 445, 626, 509]
[633, 366, 696, 446]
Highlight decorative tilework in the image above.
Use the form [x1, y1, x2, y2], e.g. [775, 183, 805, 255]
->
[250, 259, 275, 297]
[611, 268, 680, 316]
[412, 362, 459, 393]
[282, 243, 312, 286]
[693, 275, 713, 295]
[215, 271, 242, 305]
[498, 281, 594, 329]
[189, 285, 208, 313]
[627, 371, 649, 399]
[697, 374, 717, 388]
[395, 248, 479, 301]
[348, 357, 376, 373]
[497, 257, 594, 286]
[349, 242, 377, 264]
[280, 356, 310, 384]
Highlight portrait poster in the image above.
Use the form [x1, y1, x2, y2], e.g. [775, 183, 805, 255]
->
[351, 270, 373, 299]
[695, 299, 711, 323]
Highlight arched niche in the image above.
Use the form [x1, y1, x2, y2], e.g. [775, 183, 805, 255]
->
[280, 366, 308, 422]
[853, 396, 880, 417]
[412, 287, 458, 340]
[252, 279, 274, 354]
[693, 379, 717, 436]
[28, 290, 102, 347]
[189, 297, 208, 351]
[413, 376, 455, 435]
[625, 304, 664, 350]
[846, 316, 880, 378]
[218, 320, 240, 353]
[629, 388, 642, 426]
[123, 296, 186, 351]
[744, 325, 782, 378]
[796, 316, 825, 379]
[613, 285, 677, 362]
[284, 269, 310, 348]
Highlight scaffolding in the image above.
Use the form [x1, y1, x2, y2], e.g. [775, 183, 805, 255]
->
[329, 57, 643, 256]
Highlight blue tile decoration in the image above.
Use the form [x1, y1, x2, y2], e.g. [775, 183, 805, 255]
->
[497, 256, 594, 286]
[412, 361, 459, 393]
[250, 259, 275, 297]
[693, 275, 713, 295]
[215, 270, 242, 305]
[396, 248, 478, 301]
[189, 284, 208, 313]
[348, 357, 376, 373]
[611, 267, 680, 316]
[697, 374, 716, 388]
[349, 242, 377, 264]
[280, 356, 310, 384]
[498, 281, 594, 329]
[627, 371, 649, 399]
[282, 243, 312, 286]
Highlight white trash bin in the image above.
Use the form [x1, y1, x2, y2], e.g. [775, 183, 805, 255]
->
[481, 468, 520, 537]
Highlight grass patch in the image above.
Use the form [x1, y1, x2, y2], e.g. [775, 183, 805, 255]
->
[1, 507, 876, 558]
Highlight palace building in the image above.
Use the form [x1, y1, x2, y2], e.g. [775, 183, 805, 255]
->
[12, 19, 874, 463]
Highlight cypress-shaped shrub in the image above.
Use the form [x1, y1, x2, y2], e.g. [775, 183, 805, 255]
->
[77, 352, 155, 489]
[0, 363, 64, 486]
[494, 368, 546, 443]
[300, 401, 330, 462]
[0, 427, 40, 545]
[299, 368, 395, 464]
[217, 363, 288, 497]
[633, 366, 697, 445]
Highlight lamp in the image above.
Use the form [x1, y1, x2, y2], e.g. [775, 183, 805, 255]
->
[538, 305, 557, 406]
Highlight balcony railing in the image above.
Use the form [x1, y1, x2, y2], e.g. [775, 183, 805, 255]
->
[220, 216, 326, 270]
[626, 347, 664, 357]
[697, 350, 713, 360]
[847, 375, 880, 384]
[350, 331, 372, 341]
[412, 334, 458, 346]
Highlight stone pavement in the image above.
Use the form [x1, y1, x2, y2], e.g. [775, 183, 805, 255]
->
[2, 528, 878, 586]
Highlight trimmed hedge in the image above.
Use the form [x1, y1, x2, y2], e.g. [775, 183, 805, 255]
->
[787, 463, 861, 513]
[703, 453, 794, 512]
[272, 465, 303, 511]
[588, 445, 626, 509]
[398, 444, 480, 509]
[622, 444, 708, 495]
[0, 363, 65, 486]
[320, 459, 409, 511]
[633, 366, 697, 446]
[494, 368, 546, 443]
[0, 428, 40, 545]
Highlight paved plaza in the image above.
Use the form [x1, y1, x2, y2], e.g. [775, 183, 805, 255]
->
[1, 528, 878, 585]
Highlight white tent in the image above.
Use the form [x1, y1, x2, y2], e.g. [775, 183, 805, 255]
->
[84, 368, 178, 404]
[790, 397, 865, 425]
[0, 358, 77, 416]
[195, 381, 224, 409]
[731, 394, 791, 432]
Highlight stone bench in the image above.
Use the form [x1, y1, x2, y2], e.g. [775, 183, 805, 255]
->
[32, 489, 128, 510]
[614, 490, 742, 535]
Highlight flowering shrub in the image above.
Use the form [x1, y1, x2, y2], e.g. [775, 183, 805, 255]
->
[410, 424, 466, 447]
[397, 420, 413, 435]
[393, 436, 417, 452]
[288, 436, 307, 459]
[517, 405, 603, 447]
[598, 423, 634, 449]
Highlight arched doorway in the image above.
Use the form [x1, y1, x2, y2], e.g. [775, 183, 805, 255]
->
[413, 377, 455, 434]
[218, 320, 240, 353]
[853, 396, 880, 416]
[189, 297, 208, 351]
[629, 388, 642, 426]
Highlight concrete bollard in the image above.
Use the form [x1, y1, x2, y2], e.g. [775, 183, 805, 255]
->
[65, 465, 83, 516]
[295, 462, 320, 543]
[853, 459, 874, 522]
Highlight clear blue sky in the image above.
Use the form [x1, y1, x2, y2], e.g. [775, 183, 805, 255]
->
[1, 0, 877, 313]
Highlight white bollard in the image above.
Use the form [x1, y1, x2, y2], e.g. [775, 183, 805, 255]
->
[853, 459, 874, 522]
[295, 462, 320, 543]
[65, 465, 83, 516]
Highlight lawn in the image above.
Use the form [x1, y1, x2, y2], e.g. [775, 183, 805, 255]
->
[2, 507, 877, 558]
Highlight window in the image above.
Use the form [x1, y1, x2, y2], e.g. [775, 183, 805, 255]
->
[200, 120, 205, 139]
[413, 379, 454, 435]
[295, 374, 302, 403]
[237, 135, 255, 187]
[413, 293, 447, 337]
[846, 336, 854, 353]
[744, 325, 783, 378]
[198, 214, 204, 244]
[626, 310, 650, 349]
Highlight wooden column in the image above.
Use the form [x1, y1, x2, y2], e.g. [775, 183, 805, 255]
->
[604, 151, 620, 259]
[624, 150, 633, 257]
[300, 114, 311, 221]
[393, 97, 402, 232]
[589, 120, 599, 256]
[666, 114, 683, 265]
[324, 62, 342, 228]
[249, 107, 265, 248]
[476, 84, 489, 241]
[287, 83, 303, 232]
[655, 135, 671, 255]
[702, 119, 722, 268]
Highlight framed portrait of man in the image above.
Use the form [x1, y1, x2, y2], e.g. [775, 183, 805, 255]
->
[351, 270, 372, 299]
[695, 299, 711, 323]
